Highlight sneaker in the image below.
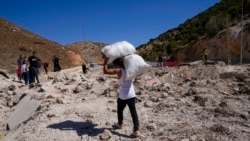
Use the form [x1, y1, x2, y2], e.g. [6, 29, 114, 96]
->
[112, 123, 122, 129]
[29, 83, 35, 88]
[130, 131, 141, 138]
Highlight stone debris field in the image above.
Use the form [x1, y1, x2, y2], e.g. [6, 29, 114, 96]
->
[0, 63, 250, 141]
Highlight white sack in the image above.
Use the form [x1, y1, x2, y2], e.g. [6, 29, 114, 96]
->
[124, 54, 151, 80]
[101, 41, 136, 63]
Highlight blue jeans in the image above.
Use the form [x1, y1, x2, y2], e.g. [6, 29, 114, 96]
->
[117, 97, 139, 132]
[23, 71, 29, 84]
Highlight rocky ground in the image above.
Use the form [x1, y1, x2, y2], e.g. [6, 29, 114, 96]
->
[0, 62, 250, 141]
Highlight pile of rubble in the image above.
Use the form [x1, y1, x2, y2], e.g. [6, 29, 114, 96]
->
[0, 64, 249, 141]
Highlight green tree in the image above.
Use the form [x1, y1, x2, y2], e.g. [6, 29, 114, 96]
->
[205, 14, 227, 36]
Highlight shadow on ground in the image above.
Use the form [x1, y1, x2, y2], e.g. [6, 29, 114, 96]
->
[47, 120, 132, 139]
[47, 120, 102, 137]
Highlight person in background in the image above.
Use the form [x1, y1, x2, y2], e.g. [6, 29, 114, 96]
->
[17, 54, 25, 67]
[16, 65, 22, 82]
[28, 51, 41, 84]
[21, 61, 29, 85]
[53, 55, 61, 72]
[103, 56, 141, 138]
[82, 62, 87, 74]
[158, 55, 163, 67]
[204, 48, 208, 62]
[43, 61, 49, 74]
[16, 54, 25, 82]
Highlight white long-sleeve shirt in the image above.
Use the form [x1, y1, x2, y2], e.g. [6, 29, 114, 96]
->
[21, 64, 29, 73]
[118, 68, 136, 100]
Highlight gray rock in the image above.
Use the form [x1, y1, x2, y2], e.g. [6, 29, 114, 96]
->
[7, 95, 40, 130]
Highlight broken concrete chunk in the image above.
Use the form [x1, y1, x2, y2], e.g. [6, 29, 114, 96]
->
[7, 95, 40, 130]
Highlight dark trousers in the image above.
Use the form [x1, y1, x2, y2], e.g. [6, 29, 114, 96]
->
[117, 97, 139, 132]
[29, 67, 35, 84]
[54, 63, 61, 72]
[29, 67, 39, 84]
[44, 66, 48, 74]
[82, 65, 87, 74]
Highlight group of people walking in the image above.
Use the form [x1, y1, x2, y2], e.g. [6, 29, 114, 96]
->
[16, 51, 61, 85]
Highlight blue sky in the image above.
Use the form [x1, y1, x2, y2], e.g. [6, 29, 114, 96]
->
[1, 0, 220, 47]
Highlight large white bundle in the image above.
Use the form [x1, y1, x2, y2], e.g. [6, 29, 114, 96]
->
[101, 41, 136, 63]
[123, 54, 151, 80]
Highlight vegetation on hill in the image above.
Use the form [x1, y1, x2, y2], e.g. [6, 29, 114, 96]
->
[138, 0, 250, 61]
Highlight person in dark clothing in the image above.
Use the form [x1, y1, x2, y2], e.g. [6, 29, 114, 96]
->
[17, 54, 25, 67]
[158, 56, 163, 67]
[204, 48, 208, 62]
[28, 51, 41, 84]
[82, 63, 87, 74]
[53, 55, 61, 72]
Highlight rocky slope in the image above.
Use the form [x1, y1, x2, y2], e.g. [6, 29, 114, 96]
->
[137, 16, 250, 64]
[170, 18, 250, 64]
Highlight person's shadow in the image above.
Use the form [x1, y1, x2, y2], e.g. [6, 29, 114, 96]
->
[47, 120, 102, 137]
[47, 120, 131, 139]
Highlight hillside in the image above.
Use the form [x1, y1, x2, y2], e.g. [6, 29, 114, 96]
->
[170, 20, 250, 64]
[137, 0, 250, 64]
[1, 0, 250, 71]
[65, 42, 106, 65]
[0, 17, 83, 73]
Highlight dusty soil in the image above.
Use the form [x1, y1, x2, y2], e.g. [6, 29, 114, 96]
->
[0, 63, 250, 141]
